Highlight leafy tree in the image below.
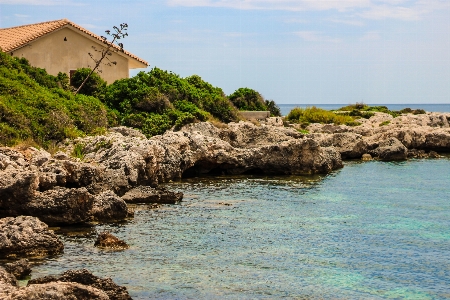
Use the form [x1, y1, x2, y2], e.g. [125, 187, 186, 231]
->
[228, 88, 268, 111]
[265, 99, 282, 117]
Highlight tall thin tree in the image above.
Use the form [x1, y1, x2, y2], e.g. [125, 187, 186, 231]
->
[74, 23, 128, 95]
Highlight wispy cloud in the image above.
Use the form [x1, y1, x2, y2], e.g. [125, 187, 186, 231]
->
[0, 0, 82, 5]
[166, 0, 370, 12]
[294, 31, 342, 43]
[166, 0, 450, 21]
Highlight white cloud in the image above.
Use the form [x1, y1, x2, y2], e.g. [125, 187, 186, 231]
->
[294, 31, 342, 43]
[359, 4, 422, 20]
[166, 0, 371, 12]
[0, 0, 81, 5]
[166, 0, 450, 21]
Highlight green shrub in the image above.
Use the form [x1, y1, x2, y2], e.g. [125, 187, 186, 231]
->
[379, 120, 391, 126]
[286, 106, 357, 126]
[0, 51, 111, 147]
[71, 68, 107, 99]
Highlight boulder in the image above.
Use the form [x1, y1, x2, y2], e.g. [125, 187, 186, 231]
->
[94, 232, 129, 250]
[91, 191, 128, 222]
[0, 216, 64, 259]
[4, 259, 32, 280]
[27, 187, 95, 225]
[28, 269, 132, 300]
[369, 137, 408, 161]
[122, 186, 183, 204]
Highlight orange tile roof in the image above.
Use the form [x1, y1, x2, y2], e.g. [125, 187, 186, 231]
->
[0, 19, 148, 66]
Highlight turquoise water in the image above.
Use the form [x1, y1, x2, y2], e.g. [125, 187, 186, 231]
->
[31, 159, 450, 299]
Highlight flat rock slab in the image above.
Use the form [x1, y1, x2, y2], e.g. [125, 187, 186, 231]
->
[122, 186, 183, 204]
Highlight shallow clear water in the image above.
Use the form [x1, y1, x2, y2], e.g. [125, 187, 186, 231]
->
[31, 159, 450, 299]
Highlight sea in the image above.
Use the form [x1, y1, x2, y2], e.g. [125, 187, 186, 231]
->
[26, 103, 450, 299]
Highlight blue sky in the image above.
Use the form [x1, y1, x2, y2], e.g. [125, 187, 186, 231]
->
[1, 0, 449, 104]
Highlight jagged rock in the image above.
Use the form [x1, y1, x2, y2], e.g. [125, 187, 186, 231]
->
[0, 267, 18, 298]
[109, 126, 146, 138]
[122, 186, 183, 204]
[28, 269, 131, 300]
[94, 232, 129, 250]
[0, 170, 39, 217]
[429, 150, 441, 158]
[318, 132, 369, 159]
[264, 117, 284, 127]
[369, 137, 408, 161]
[28, 187, 95, 225]
[4, 259, 32, 280]
[91, 191, 128, 222]
[361, 154, 372, 161]
[0, 216, 64, 258]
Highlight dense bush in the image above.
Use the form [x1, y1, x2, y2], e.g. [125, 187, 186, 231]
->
[0, 51, 110, 147]
[71, 68, 107, 99]
[104, 68, 240, 137]
[286, 107, 358, 127]
[228, 88, 281, 117]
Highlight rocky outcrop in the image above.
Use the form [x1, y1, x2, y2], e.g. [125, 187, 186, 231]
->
[0, 216, 63, 259]
[28, 269, 132, 300]
[1, 267, 130, 300]
[69, 122, 342, 184]
[306, 112, 450, 160]
[121, 186, 183, 204]
[4, 259, 31, 280]
[94, 232, 129, 250]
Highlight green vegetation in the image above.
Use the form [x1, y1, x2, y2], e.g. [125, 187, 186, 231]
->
[1, 50, 283, 147]
[0, 51, 109, 147]
[228, 87, 281, 117]
[71, 68, 107, 99]
[286, 107, 358, 127]
[379, 120, 391, 126]
[103, 69, 239, 137]
[337, 103, 426, 118]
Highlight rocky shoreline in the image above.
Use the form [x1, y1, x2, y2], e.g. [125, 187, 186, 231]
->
[1, 111, 449, 299]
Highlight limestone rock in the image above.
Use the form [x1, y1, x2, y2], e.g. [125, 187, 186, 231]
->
[369, 137, 408, 161]
[91, 191, 128, 222]
[28, 187, 95, 225]
[4, 259, 32, 280]
[0, 216, 63, 258]
[122, 186, 183, 204]
[361, 154, 372, 161]
[94, 232, 129, 251]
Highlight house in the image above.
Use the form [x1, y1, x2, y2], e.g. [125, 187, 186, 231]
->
[0, 19, 148, 83]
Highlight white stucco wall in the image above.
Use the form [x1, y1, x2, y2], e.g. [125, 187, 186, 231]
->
[11, 27, 131, 83]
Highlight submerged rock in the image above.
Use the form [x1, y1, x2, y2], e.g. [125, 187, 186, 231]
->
[94, 232, 129, 250]
[0, 216, 64, 259]
[28, 268, 132, 300]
